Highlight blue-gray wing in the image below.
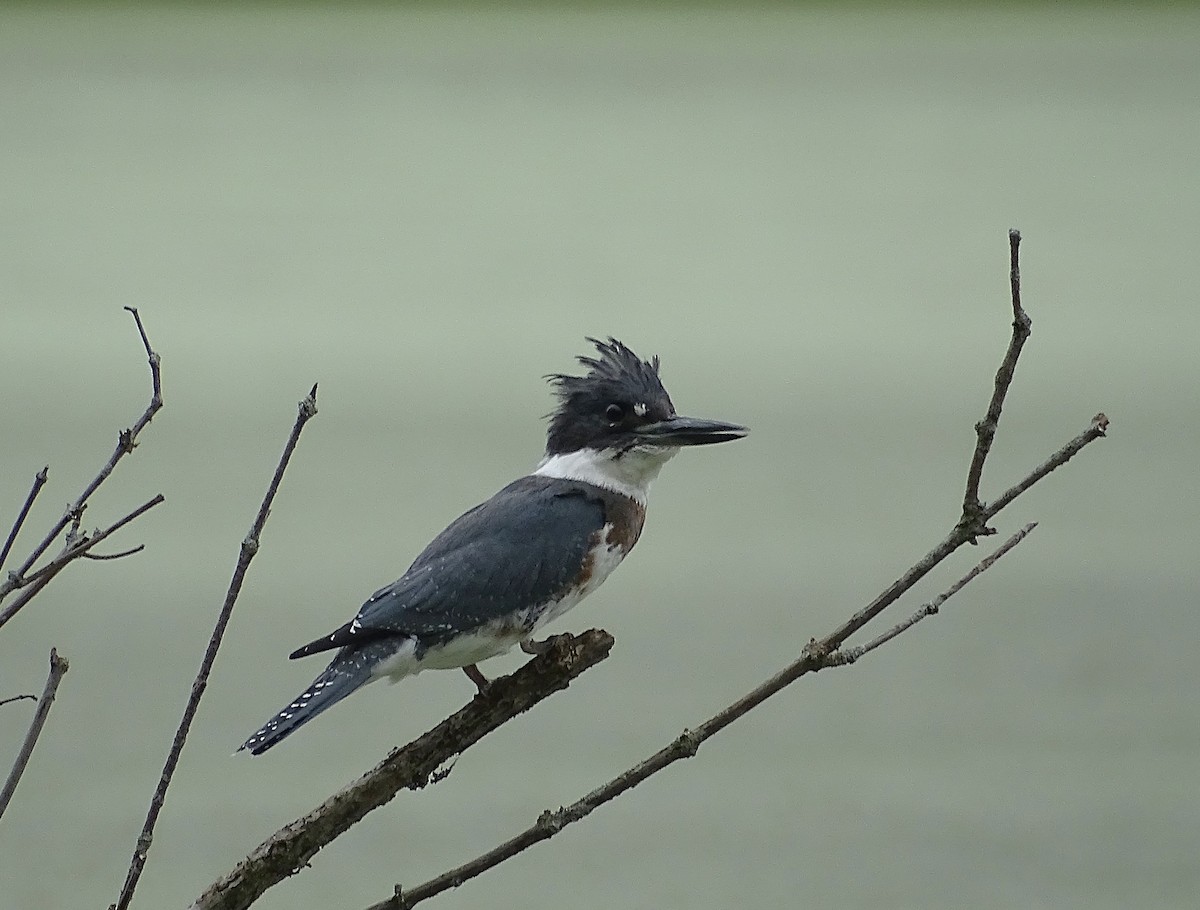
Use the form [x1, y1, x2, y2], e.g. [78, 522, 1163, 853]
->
[290, 476, 605, 657]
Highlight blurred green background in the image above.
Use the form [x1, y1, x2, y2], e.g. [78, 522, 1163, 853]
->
[2, 4, 1197, 909]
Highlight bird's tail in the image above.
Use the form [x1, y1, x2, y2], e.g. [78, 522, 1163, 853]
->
[239, 650, 378, 755]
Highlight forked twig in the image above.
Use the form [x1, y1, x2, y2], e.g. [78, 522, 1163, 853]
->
[0, 495, 165, 631]
[0, 308, 164, 625]
[0, 649, 69, 820]
[830, 522, 1038, 665]
[113, 385, 319, 910]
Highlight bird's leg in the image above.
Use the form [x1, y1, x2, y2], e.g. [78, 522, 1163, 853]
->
[463, 663, 490, 693]
[520, 636, 556, 656]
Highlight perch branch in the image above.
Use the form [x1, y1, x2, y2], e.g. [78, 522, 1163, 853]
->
[188, 631, 613, 910]
[0, 649, 69, 821]
[113, 385, 319, 910]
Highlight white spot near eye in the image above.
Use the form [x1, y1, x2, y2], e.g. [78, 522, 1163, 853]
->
[634, 402, 648, 417]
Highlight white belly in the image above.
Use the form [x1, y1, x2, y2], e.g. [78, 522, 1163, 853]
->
[526, 534, 626, 631]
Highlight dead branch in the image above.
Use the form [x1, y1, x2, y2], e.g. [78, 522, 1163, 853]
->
[112, 385, 319, 910]
[188, 630, 614, 910]
[0, 649, 69, 821]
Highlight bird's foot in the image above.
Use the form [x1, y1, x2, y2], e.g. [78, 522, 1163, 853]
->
[463, 663, 490, 694]
[519, 635, 562, 656]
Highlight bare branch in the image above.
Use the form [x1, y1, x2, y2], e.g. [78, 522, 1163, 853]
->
[0, 495, 165, 631]
[0, 694, 37, 708]
[821, 232, 1062, 654]
[358, 231, 1109, 910]
[0, 308, 164, 608]
[961, 228, 1032, 538]
[188, 630, 613, 910]
[0, 467, 48, 575]
[0, 649, 69, 820]
[819, 412, 1103, 659]
[114, 385, 318, 910]
[829, 522, 1038, 666]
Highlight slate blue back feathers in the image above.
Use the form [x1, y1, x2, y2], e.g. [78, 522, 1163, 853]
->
[240, 337, 744, 755]
[289, 477, 616, 657]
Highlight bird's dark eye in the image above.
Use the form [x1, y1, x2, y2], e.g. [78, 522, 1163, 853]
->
[605, 403, 624, 424]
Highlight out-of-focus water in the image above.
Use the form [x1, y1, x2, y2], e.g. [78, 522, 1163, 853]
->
[1, 5, 1197, 909]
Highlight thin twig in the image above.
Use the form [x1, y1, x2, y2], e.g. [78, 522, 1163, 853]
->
[984, 413, 1109, 518]
[187, 631, 613, 910]
[0, 308, 163, 603]
[961, 229, 1031, 539]
[0, 467, 48, 575]
[0, 495, 165, 631]
[829, 522, 1038, 666]
[374, 433, 1086, 910]
[0, 694, 37, 708]
[817, 414, 1105, 657]
[114, 385, 319, 910]
[81, 544, 146, 561]
[0, 649, 69, 820]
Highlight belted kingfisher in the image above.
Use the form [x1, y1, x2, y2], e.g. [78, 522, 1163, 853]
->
[240, 338, 746, 755]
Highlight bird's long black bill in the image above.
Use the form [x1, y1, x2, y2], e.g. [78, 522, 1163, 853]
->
[633, 415, 748, 446]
